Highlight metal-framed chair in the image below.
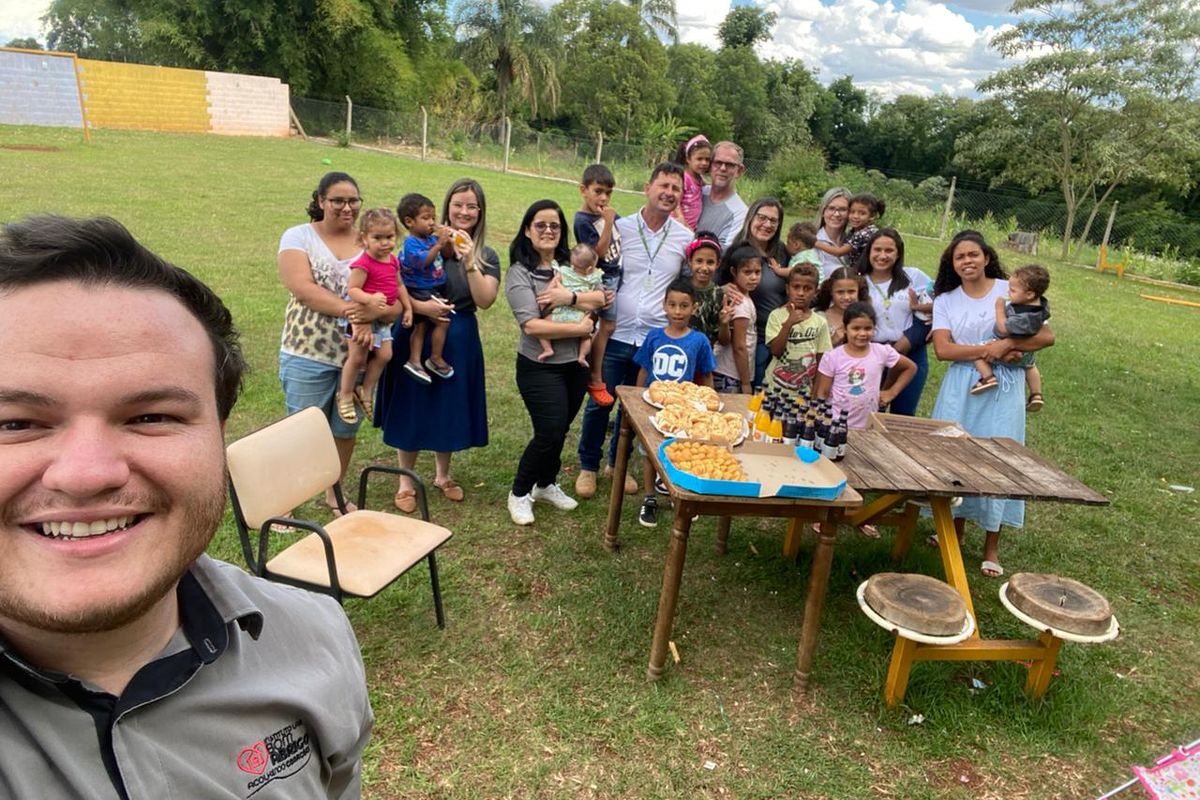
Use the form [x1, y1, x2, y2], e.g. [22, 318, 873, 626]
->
[226, 407, 451, 627]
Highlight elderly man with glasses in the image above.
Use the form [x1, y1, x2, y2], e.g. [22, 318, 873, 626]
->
[696, 141, 749, 248]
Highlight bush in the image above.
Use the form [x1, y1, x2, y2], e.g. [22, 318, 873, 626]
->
[763, 145, 828, 212]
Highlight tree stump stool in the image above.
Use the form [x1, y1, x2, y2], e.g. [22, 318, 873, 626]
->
[857, 573, 975, 707]
[998, 573, 1119, 698]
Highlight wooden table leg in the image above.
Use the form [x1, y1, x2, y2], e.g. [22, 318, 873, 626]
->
[884, 635, 918, 708]
[715, 516, 731, 555]
[793, 508, 839, 693]
[1025, 632, 1062, 699]
[782, 518, 804, 560]
[647, 501, 695, 681]
[930, 497, 979, 637]
[603, 410, 633, 552]
[891, 501, 920, 562]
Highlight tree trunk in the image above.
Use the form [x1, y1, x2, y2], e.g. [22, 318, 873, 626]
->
[1074, 182, 1120, 258]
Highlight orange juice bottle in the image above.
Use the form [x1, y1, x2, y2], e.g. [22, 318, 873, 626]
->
[753, 407, 770, 442]
[768, 412, 783, 443]
[746, 389, 764, 422]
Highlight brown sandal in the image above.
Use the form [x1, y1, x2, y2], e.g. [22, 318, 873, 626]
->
[969, 376, 998, 395]
[434, 478, 464, 502]
[393, 488, 417, 513]
[1026, 392, 1044, 412]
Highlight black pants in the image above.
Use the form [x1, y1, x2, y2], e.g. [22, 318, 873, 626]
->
[512, 354, 588, 496]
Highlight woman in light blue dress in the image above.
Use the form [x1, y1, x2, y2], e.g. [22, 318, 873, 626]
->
[930, 231, 1055, 576]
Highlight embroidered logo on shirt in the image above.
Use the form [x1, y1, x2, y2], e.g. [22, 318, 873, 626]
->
[238, 719, 312, 797]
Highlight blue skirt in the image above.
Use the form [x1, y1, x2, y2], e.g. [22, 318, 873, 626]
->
[931, 361, 1026, 531]
[374, 311, 489, 453]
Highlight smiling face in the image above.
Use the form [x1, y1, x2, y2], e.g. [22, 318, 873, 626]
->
[749, 206, 781, 247]
[848, 201, 872, 229]
[845, 315, 876, 348]
[822, 196, 850, 233]
[708, 144, 744, 190]
[831, 278, 861, 310]
[688, 247, 719, 287]
[526, 208, 562, 261]
[319, 181, 361, 231]
[868, 235, 899, 276]
[0, 282, 226, 635]
[644, 171, 683, 216]
[952, 239, 990, 284]
[446, 189, 481, 233]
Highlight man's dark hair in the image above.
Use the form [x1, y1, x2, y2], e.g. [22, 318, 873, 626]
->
[581, 163, 615, 188]
[1013, 264, 1050, 297]
[396, 193, 435, 227]
[0, 215, 245, 420]
[665, 277, 696, 301]
[649, 161, 685, 185]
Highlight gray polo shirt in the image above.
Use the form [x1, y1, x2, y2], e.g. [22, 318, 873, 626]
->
[0, 555, 373, 799]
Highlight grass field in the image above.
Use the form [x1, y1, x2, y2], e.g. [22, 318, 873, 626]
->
[3, 125, 1199, 799]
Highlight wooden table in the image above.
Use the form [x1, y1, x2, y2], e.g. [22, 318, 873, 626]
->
[822, 428, 1110, 704]
[603, 387, 863, 692]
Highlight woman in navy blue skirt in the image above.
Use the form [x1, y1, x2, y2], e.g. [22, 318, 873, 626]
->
[375, 179, 501, 511]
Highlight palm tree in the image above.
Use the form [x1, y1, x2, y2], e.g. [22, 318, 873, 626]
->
[456, 0, 561, 120]
[625, 0, 678, 43]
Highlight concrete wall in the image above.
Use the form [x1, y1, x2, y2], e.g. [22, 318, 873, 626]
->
[0, 49, 83, 128]
[0, 48, 289, 137]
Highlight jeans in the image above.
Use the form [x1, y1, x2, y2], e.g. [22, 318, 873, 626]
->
[576, 338, 640, 472]
[278, 352, 361, 439]
[753, 340, 771, 391]
[512, 355, 588, 496]
[885, 342, 929, 417]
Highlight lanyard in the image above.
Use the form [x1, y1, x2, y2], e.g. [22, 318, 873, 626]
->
[869, 276, 892, 310]
[636, 215, 671, 270]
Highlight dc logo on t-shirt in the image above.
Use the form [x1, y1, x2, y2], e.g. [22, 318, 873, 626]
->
[652, 344, 690, 381]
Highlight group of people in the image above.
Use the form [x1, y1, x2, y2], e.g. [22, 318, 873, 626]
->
[0, 140, 1055, 795]
[275, 137, 1054, 577]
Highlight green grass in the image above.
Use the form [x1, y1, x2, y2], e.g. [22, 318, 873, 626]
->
[3, 125, 1199, 799]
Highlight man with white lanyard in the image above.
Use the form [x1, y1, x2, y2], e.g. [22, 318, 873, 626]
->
[575, 162, 692, 500]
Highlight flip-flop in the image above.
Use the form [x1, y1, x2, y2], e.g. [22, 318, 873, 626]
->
[926, 534, 939, 548]
[859, 524, 881, 539]
[980, 560, 1005, 578]
[434, 478, 464, 502]
[393, 488, 417, 513]
[969, 376, 998, 395]
[324, 499, 356, 518]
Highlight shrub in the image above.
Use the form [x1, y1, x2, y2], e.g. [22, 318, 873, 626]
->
[763, 145, 828, 212]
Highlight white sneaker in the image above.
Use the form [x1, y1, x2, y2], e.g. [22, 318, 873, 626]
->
[507, 492, 535, 525]
[530, 483, 579, 511]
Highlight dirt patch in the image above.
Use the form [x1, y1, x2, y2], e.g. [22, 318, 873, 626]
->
[1, 145, 63, 152]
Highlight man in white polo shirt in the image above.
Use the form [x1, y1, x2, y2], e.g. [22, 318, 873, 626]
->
[0, 216, 372, 799]
[575, 162, 694, 499]
[696, 140, 749, 248]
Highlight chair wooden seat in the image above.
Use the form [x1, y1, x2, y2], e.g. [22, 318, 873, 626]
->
[1004, 573, 1112, 637]
[863, 572, 969, 637]
[227, 406, 451, 627]
[266, 511, 452, 598]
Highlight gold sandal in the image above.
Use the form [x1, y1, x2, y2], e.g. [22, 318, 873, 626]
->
[355, 386, 374, 419]
[336, 393, 359, 424]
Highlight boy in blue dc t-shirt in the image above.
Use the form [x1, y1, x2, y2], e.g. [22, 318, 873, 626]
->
[633, 278, 716, 527]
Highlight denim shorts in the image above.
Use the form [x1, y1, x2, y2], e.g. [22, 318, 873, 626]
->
[278, 351, 362, 439]
[342, 320, 393, 349]
[599, 273, 621, 322]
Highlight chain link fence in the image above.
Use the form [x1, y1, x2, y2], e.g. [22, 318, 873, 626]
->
[293, 96, 1200, 286]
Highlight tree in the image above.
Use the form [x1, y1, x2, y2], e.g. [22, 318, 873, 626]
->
[809, 75, 869, 166]
[456, 0, 561, 120]
[717, 6, 775, 49]
[666, 43, 732, 142]
[958, 0, 1200, 257]
[863, 95, 976, 176]
[5, 37, 43, 49]
[624, 0, 677, 43]
[713, 45, 770, 155]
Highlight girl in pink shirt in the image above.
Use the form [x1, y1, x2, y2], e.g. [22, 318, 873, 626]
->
[673, 134, 712, 230]
[815, 301, 916, 429]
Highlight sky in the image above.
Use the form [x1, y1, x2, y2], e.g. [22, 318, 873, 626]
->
[0, 0, 1018, 99]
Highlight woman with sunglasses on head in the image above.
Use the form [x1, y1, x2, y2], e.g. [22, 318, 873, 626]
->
[725, 197, 788, 390]
[276, 172, 402, 514]
[504, 200, 609, 526]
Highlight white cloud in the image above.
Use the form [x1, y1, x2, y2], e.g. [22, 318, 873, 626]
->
[676, 0, 1011, 99]
[0, 0, 49, 44]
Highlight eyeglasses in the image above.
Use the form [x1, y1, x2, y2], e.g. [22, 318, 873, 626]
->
[753, 212, 780, 227]
[532, 221, 561, 233]
[325, 197, 362, 209]
[450, 202, 480, 212]
[711, 159, 742, 171]
[826, 207, 849, 215]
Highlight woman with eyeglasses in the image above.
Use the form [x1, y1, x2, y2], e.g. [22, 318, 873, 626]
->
[375, 178, 501, 512]
[725, 197, 788, 390]
[814, 187, 852, 275]
[504, 199, 609, 526]
[277, 171, 400, 513]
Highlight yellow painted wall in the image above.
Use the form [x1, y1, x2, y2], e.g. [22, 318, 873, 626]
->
[77, 60, 209, 132]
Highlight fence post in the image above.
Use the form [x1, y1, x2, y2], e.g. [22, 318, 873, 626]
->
[537, 132, 543, 175]
[1096, 200, 1119, 270]
[938, 176, 957, 241]
[420, 105, 428, 161]
[595, 131, 603, 163]
[344, 95, 352, 141]
[503, 116, 512, 173]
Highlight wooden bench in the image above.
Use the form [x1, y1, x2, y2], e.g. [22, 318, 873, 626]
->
[1004, 231, 1038, 255]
